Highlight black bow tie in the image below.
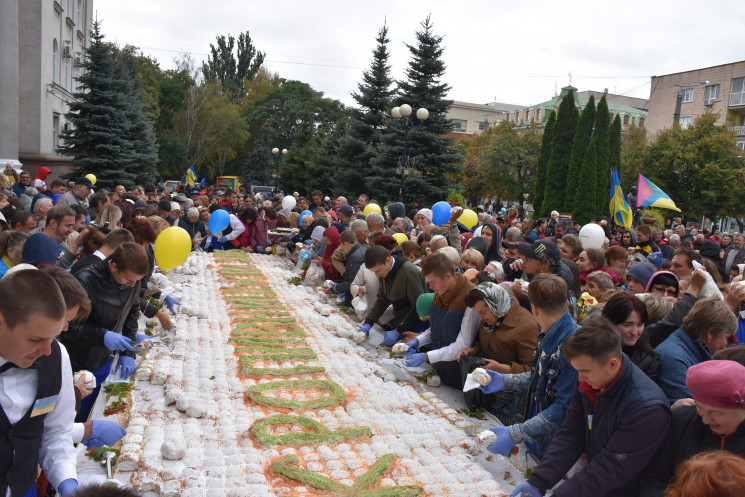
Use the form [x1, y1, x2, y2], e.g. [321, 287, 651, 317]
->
[0, 362, 19, 374]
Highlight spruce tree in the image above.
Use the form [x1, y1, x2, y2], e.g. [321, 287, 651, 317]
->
[335, 22, 395, 196]
[609, 113, 622, 176]
[242, 120, 274, 186]
[533, 111, 555, 216]
[565, 95, 595, 212]
[573, 137, 598, 225]
[541, 89, 579, 216]
[371, 15, 460, 204]
[593, 95, 611, 218]
[58, 21, 138, 189]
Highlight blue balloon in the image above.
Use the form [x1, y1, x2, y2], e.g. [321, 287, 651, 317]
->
[431, 201, 451, 225]
[299, 249, 313, 262]
[300, 210, 313, 220]
[208, 209, 230, 233]
[501, 207, 507, 213]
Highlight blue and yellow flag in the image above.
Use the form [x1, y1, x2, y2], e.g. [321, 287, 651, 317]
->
[182, 165, 197, 187]
[636, 174, 681, 212]
[199, 176, 206, 188]
[609, 169, 633, 228]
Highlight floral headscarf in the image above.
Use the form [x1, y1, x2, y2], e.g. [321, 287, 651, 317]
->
[473, 282, 513, 333]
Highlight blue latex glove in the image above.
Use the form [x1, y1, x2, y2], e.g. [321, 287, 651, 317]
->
[103, 331, 133, 352]
[218, 235, 228, 243]
[487, 426, 515, 456]
[480, 369, 505, 394]
[383, 330, 401, 345]
[257, 246, 264, 252]
[332, 283, 338, 292]
[116, 355, 136, 380]
[164, 295, 180, 314]
[359, 323, 372, 334]
[304, 240, 313, 245]
[136, 333, 152, 344]
[405, 339, 419, 356]
[510, 482, 541, 497]
[82, 420, 127, 449]
[58, 479, 79, 496]
[405, 353, 427, 368]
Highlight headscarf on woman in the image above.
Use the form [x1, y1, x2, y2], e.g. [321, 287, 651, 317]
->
[321, 226, 341, 280]
[473, 282, 514, 332]
[482, 222, 505, 263]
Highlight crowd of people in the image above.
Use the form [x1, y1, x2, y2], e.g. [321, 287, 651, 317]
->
[1, 162, 745, 497]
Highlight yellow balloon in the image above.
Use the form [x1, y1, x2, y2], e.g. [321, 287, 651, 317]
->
[392, 233, 409, 245]
[153, 226, 191, 272]
[363, 203, 382, 216]
[458, 209, 479, 230]
[85, 173, 96, 185]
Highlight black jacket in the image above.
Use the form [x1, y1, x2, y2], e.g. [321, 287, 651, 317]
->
[59, 258, 141, 372]
[529, 356, 670, 497]
[624, 345, 661, 384]
[334, 243, 366, 305]
[178, 218, 206, 242]
[639, 405, 745, 496]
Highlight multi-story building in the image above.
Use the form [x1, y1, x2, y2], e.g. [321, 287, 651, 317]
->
[445, 100, 525, 140]
[646, 60, 745, 150]
[0, 0, 92, 177]
[505, 86, 648, 130]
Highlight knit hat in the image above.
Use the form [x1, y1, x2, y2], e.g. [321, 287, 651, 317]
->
[646, 251, 663, 270]
[627, 262, 656, 289]
[187, 207, 199, 219]
[645, 270, 679, 296]
[170, 201, 180, 212]
[416, 209, 433, 222]
[687, 360, 745, 409]
[416, 292, 435, 318]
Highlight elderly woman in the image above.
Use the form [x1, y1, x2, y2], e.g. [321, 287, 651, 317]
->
[409, 209, 432, 240]
[656, 298, 736, 403]
[0, 231, 28, 278]
[639, 360, 745, 496]
[458, 282, 539, 423]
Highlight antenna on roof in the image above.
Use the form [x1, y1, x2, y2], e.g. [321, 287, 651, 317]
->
[569, 71, 572, 86]
[554, 81, 558, 96]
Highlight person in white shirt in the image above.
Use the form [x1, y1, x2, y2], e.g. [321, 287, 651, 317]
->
[0, 270, 79, 496]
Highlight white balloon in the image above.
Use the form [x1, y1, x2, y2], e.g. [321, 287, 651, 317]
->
[473, 226, 482, 238]
[579, 223, 606, 249]
[282, 196, 297, 210]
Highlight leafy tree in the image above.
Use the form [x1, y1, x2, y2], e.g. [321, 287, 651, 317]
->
[565, 95, 595, 212]
[371, 15, 461, 204]
[593, 95, 611, 217]
[152, 69, 194, 180]
[58, 21, 139, 189]
[533, 111, 555, 216]
[201, 31, 265, 102]
[619, 124, 647, 187]
[541, 89, 578, 215]
[573, 137, 598, 225]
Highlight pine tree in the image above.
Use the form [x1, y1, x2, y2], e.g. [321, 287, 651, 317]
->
[565, 95, 595, 212]
[335, 22, 395, 196]
[573, 137, 598, 225]
[593, 95, 611, 218]
[371, 15, 461, 204]
[541, 89, 579, 216]
[609, 113, 622, 176]
[58, 21, 139, 189]
[242, 120, 274, 186]
[533, 111, 555, 216]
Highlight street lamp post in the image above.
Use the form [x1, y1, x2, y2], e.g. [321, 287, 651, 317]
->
[391, 104, 428, 203]
[272, 147, 287, 194]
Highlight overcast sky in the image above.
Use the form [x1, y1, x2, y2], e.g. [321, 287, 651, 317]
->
[96, 0, 745, 109]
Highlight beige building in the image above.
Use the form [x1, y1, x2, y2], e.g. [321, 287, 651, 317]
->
[446, 100, 525, 137]
[646, 61, 745, 150]
[0, 0, 92, 177]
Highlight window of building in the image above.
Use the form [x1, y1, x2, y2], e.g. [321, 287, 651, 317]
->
[67, 0, 72, 15]
[736, 141, 745, 153]
[53, 114, 60, 151]
[623, 114, 630, 125]
[76, 0, 83, 27]
[681, 88, 694, 103]
[52, 39, 59, 84]
[638, 117, 645, 126]
[535, 109, 541, 121]
[730, 78, 745, 106]
[64, 56, 71, 90]
[704, 84, 720, 104]
[478, 121, 487, 131]
[679, 115, 692, 129]
[452, 119, 467, 132]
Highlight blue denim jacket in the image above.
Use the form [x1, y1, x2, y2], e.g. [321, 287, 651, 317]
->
[503, 310, 579, 457]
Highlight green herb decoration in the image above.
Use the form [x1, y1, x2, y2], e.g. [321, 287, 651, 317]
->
[85, 446, 120, 461]
[103, 382, 132, 401]
[251, 414, 370, 446]
[458, 407, 486, 420]
[246, 379, 346, 409]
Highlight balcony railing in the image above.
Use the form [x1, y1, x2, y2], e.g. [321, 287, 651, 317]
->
[729, 126, 745, 136]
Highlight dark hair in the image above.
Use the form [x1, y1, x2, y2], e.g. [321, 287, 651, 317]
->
[239, 207, 258, 224]
[109, 242, 149, 276]
[650, 273, 678, 289]
[50, 178, 67, 190]
[71, 482, 143, 497]
[0, 231, 28, 259]
[602, 292, 653, 353]
[157, 198, 172, 212]
[311, 190, 323, 197]
[364, 245, 390, 269]
[417, 232, 432, 245]
[339, 230, 357, 244]
[583, 248, 606, 270]
[399, 240, 420, 259]
[103, 228, 135, 248]
[422, 251, 456, 278]
[224, 188, 236, 197]
[527, 274, 568, 313]
[560, 234, 583, 258]
[712, 345, 745, 366]
[11, 210, 34, 229]
[126, 218, 157, 245]
[77, 226, 105, 257]
[69, 203, 87, 220]
[673, 246, 698, 268]
[0, 270, 66, 328]
[46, 204, 75, 226]
[264, 206, 277, 220]
[636, 224, 652, 237]
[464, 288, 485, 308]
[605, 245, 627, 265]
[313, 206, 326, 215]
[563, 315, 622, 362]
[683, 298, 736, 341]
[41, 266, 91, 321]
[375, 234, 398, 253]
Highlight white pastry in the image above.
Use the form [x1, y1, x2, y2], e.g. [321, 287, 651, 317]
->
[471, 368, 491, 386]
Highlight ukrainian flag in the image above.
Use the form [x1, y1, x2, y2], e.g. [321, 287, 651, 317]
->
[182, 165, 197, 187]
[609, 169, 633, 228]
[636, 174, 681, 212]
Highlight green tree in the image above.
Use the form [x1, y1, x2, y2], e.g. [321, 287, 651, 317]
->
[371, 15, 461, 204]
[479, 122, 541, 204]
[541, 90, 578, 215]
[58, 21, 139, 189]
[152, 69, 194, 180]
[573, 137, 598, 225]
[619, 124, 647, 187]
[609, 113, 622, 176]
[593, 95, 611, 217]
[565, 95, 595, 212]
[242, 120, 274, 186]
[201, 31, 265, 102]
[533, 111, 555, 215]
